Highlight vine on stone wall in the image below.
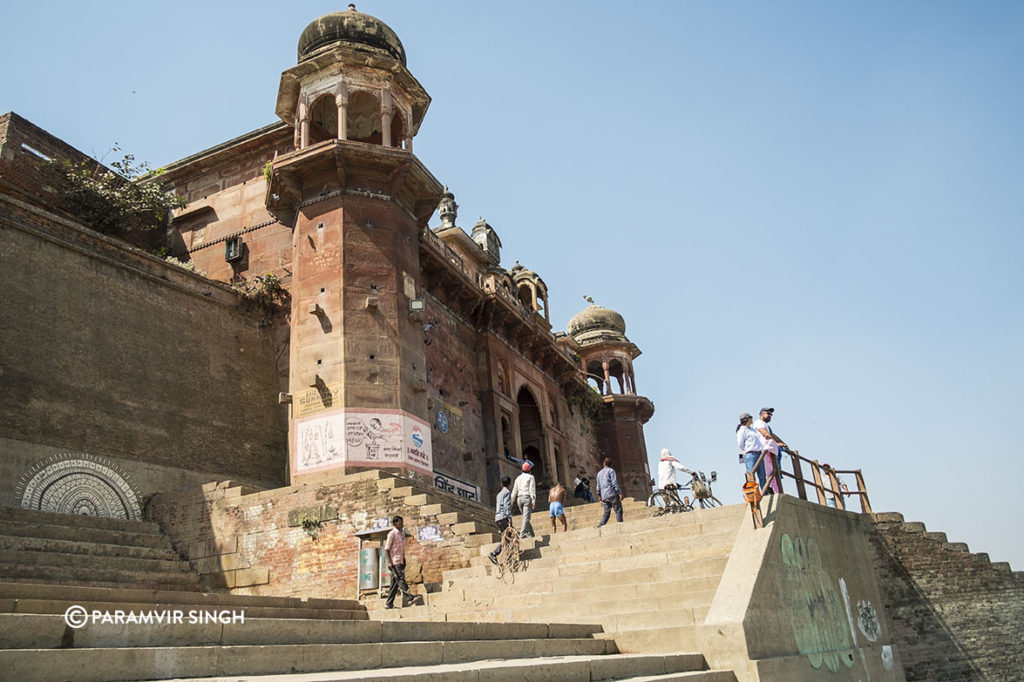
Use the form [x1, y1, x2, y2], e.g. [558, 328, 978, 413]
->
[49, 147, 185, 236]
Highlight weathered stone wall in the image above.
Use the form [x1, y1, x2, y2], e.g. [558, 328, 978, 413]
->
[149, 471, 476, 596]
[424, 298, 488, 493]
[0, 194, 288, 505]
[865, 512, 1024, 681]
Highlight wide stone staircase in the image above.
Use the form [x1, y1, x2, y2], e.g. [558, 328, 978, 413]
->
[0, 499, 738, 681]
[373, 497, 748, 660]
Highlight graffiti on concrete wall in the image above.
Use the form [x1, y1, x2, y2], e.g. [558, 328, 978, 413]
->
[780, 533, 856, 673]
[857, 600, 881, 642]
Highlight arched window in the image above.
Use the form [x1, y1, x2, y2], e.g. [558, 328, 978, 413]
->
[309, 94, 338, 143]
[585, 360, 604, 393]
[517, 283, 533, 309]
[347, 91, 383, 144]
[390, 110, 406, 149]
[607, 359, 625, 394]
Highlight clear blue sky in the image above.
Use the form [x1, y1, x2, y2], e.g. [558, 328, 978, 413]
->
[4, 1, 1022, 568]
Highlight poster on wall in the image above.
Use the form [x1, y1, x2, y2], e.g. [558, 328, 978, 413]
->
[294, 408, 432, 476]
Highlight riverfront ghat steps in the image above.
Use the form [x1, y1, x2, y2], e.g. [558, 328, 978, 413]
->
[0, 580, 733, 682]
[0, 485, 734, 681]
[368, 499, 743, 657]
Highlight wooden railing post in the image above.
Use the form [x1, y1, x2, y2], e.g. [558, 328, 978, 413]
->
[810, 462, 828, 506]
[826, 469, 845, 510]
[854, 470, 872, 513]
[789, 450, 808, 501]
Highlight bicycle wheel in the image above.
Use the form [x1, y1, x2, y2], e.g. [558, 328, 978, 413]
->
[648, 492, 673, 516]
[699, 496, 722, 509]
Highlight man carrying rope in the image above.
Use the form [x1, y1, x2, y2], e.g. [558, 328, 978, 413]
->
[488, 476, 513, 566]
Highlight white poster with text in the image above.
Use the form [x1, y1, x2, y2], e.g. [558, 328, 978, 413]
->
[294, 408, 432, 476]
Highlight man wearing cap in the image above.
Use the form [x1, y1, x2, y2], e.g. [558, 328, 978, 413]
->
[753, 408, 788, 492]
[511, 461, 537, 538]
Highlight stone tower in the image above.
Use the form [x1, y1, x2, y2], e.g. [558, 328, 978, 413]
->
[566, 299, 654, 499]
[268, 6, 443, 482]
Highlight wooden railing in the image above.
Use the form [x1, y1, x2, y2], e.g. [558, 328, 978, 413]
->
[747, 448, 872, 513]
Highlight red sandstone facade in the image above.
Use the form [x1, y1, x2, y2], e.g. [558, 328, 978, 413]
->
[155, 7, 655, 503]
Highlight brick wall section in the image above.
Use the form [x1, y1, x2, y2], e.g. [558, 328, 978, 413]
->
[865, 513, 1024, 681]
[0, 112, 97, 216]
[0, 194, 288, 493]
[150, 471, 482, 599]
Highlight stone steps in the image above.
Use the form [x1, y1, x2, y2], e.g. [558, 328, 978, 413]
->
[0, 564, 201, 590]
[0, 506, 161, 533]
[142, 653, 733, 682]
[0, 548, 192, 574]
[0, 614, 597, 649]
[0, 507, 201, 592]
[0, 581, 365, 614]
[0, 519, 173, 550]
[0, 534, 180, 561]
[871, 511, 1024, 579]
[0, 638, 612, 681]
[411, 502, 746, 649]
[465, 528, 736, 568]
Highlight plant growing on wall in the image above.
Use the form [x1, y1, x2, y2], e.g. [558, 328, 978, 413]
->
[235, 273, 285, 308]
[299, 514, 323, 541]
[50, 146, 185, 235]
[569, 385, 604, 435]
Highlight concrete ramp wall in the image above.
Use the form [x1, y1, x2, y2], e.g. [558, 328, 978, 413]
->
[701, 496, 905, 682]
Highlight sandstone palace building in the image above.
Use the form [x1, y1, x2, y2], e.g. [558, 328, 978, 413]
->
[1, 8, 652, 537]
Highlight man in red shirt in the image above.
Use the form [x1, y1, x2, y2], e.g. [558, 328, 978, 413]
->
[384, 515, 414, 609]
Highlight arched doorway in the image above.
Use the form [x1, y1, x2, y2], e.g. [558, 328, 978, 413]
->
[517, 386, 545, 485]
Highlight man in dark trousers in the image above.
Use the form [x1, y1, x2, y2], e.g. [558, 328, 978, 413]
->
[488, 476, 513, 565]
[383, 515, 414, 609]
[596, 457, 624, 527]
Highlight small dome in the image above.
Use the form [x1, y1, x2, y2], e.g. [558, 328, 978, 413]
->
[567, 301, 626, 339]
[298, 5, 406, 65]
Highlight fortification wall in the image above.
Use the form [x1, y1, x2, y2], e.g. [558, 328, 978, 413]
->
[866, 512, 1024, 681]
[0, 194, 288, 509]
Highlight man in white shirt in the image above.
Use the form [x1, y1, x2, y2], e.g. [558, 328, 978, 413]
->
[657, 448, 693, 490]
[511, 461, 537, 538]
[753, 407, 788, 492]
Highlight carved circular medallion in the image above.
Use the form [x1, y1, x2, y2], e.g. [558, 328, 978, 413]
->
[14, 453, 143, 520]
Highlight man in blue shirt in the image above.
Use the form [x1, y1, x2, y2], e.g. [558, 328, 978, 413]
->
[595, 458, 624, 527]
[488, 476, 513, 565]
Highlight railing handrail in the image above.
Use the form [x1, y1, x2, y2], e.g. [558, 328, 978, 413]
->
[746, 448, 872, 513]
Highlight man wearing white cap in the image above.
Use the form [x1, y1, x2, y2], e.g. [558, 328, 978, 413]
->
[511, 461, 537, 538]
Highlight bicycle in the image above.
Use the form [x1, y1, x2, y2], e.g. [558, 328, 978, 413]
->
[648, 471, 723, 515]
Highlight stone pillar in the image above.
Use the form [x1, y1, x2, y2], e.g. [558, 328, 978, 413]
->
[382, 107, 393, 147]
[336, 93, 348, 141]
[602, 361, 611, 396]
[298, 101, 309, 149]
